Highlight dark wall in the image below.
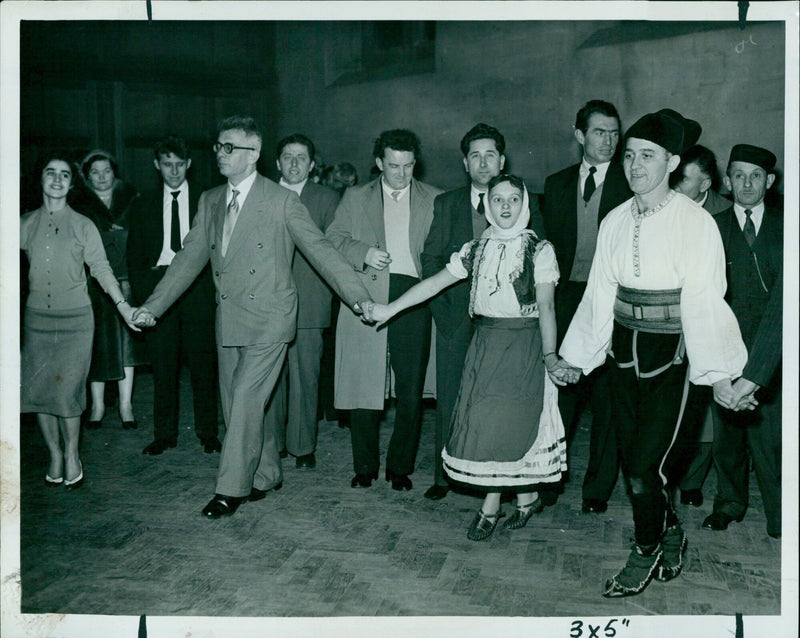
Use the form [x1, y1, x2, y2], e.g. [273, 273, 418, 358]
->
[274, 20, 785, 193]
[21, 21, 278, 208]
[20, 19, 785, 204]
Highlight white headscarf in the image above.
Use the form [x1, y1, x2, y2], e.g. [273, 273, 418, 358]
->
[481, 179, 534, 241]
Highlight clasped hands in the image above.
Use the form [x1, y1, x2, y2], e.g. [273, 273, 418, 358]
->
[130, 305, 157, 328]
[713, 377, 759, 412]
[546, 355, 581, 387]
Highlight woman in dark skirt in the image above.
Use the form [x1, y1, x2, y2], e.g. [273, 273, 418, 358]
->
[71, 150, 144, 429]
[370, 175, 578, 540]
[21, 152, 140, 488]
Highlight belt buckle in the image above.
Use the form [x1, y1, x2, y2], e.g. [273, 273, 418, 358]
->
[633, 304, 643, 320]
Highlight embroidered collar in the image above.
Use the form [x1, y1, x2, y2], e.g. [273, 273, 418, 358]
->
[630, 189, 676, 220]
[630, 190, 676, 277]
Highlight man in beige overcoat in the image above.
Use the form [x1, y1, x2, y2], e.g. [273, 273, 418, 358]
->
[326, 129, 442, 491]
[135, 116, 372, 518]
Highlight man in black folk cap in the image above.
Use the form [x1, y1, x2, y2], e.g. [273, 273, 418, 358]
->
[703, 144, 783, 539]
[557, 109, 747, 597]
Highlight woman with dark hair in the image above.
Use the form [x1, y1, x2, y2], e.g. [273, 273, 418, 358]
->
[72, 150, 144, 429]
[370, 174, 575, 541]
[20, 152, 140, 488]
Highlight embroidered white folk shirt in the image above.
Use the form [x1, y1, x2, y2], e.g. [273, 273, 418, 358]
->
[560, 191, 747, 385]
[446, 235, 559, 318]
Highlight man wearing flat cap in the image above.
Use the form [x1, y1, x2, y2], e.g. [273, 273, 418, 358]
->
[557, 109, 747, 597]
[703, 144, 783, 540]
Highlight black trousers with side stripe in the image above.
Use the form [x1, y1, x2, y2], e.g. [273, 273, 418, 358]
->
[610, 322, 689, 547]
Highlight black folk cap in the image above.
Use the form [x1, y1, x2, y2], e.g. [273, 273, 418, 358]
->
[728, 144, 777, 172]
[625, 109, 702, 156]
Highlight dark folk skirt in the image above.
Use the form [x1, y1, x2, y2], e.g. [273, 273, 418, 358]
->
[443, 316, 566, 490]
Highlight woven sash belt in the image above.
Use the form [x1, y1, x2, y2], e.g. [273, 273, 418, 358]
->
[613, 286, 682, 334]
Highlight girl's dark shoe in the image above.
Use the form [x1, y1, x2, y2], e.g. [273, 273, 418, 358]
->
[467, 509, 506, 541]
[502, 498, 544, 530]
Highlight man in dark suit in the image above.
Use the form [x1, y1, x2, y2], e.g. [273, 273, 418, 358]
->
[670, 144, 731, 506]
[419, 123, 506, 501]
[134, 116, 372, 518]
[704, 144, 783, 539]
[128, 135, 219, 456]
[265, 134, 340, 469]
[672, 144, 731, 215]
[541, 100, 631, 513]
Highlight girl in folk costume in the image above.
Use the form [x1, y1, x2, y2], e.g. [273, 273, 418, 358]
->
[370, 174, 576, 540]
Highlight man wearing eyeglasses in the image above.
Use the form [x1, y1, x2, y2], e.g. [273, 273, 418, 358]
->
[133, 115, 373, 519]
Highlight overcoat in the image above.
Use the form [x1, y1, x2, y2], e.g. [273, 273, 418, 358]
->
[326, 177, 441, 409]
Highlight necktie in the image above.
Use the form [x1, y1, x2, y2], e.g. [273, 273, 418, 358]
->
[583, 166, 597, 203]
[743, 208, 756, 247]
[477, 192, 485, 216]
[391, 190, 401, 201]
[221, 189, 240, 256]
[170, 191, 181, 252]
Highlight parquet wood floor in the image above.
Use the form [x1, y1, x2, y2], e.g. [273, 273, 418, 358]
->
[17, 369, 783, 623]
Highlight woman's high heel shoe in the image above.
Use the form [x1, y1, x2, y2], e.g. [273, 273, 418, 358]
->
[85, 409, 104, 429]
[64, 463, 84, 490]
[44, 474, 63, 487]
[119, 407, 137, 430]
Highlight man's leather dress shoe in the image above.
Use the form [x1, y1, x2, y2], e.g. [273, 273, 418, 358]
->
[295, 453, 316, 469]
[248, 482, 283, 501]
[350, 472, 377, 488]
[386, 470, 412, 491]
[582, 499, 608, 514]
[201, 436, 222, 454]
[142, 437, 177, 455]
[680, 489, 703, 507]
[423, 484, 449, 500]
[201, 494, 246, 518]
[702, 511, 743, 531]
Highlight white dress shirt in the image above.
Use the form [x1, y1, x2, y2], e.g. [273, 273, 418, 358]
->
[733, 202, 765, 235]
[157, 181, 191, 266]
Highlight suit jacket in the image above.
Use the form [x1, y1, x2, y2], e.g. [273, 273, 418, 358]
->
[293, 181, 340, 329]
[420, 186, 473, 340]
[127, 181, 214, 310]
[541, 160, 631, 281]
[741, 269, 782, 387]
[714, 205, 783, 297]
[702, 189, 732, 215]
[714, 205, 783, 386]
[144, 172, 370, 347]
[326, 177, 442, 408]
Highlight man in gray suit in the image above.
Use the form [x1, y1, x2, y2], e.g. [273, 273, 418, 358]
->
[134, 116, 372, 518]
[266, 133, 341, 470]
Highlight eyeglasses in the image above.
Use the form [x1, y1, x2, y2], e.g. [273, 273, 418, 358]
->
[213, 142, 256, 154]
